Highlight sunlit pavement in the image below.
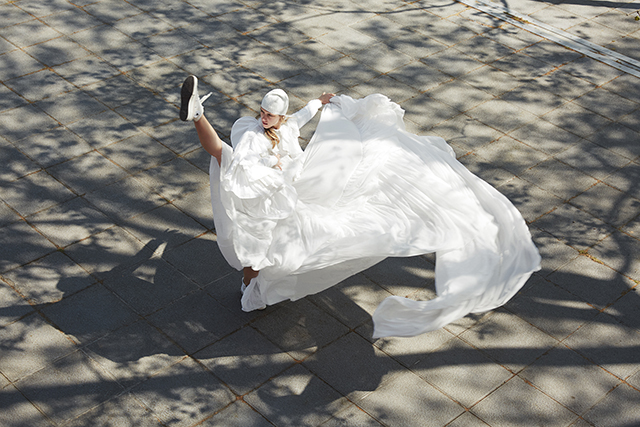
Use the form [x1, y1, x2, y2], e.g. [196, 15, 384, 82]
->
[1, 0, 639, 426]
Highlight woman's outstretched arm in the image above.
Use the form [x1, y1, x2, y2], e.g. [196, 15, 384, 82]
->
[194, 114, 223, 166]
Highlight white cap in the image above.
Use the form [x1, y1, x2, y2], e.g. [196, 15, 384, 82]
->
[261, 88, 289, 115]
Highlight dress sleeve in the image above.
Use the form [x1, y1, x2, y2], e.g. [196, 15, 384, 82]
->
[290, 98, 323, 129]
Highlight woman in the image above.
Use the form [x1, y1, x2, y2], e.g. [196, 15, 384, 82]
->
[180, 75, 540, 338]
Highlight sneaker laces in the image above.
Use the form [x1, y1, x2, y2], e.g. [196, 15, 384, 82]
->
[200, 92, 213, 104]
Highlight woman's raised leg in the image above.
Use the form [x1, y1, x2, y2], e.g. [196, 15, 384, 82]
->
[194, 114, 223, 166]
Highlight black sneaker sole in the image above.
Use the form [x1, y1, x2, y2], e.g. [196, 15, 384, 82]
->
[179, 75, 196, 121]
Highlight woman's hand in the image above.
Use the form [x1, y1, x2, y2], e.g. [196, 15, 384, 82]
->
[319, 92, 335, 104]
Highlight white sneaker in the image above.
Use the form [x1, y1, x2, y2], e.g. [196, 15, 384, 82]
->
[179, 75, 212, 122]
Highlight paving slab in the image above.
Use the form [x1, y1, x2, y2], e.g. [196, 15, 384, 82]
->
[1, 0, 640, 425]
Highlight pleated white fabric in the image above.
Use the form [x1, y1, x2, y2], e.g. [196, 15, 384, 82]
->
[209, 94, 540, 338]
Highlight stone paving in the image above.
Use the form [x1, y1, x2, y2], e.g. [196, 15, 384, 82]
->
[1, 0, 640, 425]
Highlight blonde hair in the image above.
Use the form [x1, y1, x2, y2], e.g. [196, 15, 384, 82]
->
[263, 115, 288, 149]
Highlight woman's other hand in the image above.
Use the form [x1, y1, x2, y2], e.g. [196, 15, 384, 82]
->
[319, 92, 335, 104]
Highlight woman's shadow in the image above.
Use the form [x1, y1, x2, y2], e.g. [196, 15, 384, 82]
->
[42, 228, 389, 406]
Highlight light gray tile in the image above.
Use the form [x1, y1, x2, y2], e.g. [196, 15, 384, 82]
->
[356, 369, 463, 426]
[563, 313, 640, 380]
[131, 357, 234, 427]
[0, 313, 77, 382]
[472, 375, 577, 427]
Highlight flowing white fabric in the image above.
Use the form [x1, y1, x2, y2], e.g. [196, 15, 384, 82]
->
[209, 94, 540, 338]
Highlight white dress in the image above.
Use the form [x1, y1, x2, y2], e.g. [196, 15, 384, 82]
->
[209, 94, 541, 338]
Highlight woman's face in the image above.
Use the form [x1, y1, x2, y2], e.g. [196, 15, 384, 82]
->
[260, 108, 281, 130]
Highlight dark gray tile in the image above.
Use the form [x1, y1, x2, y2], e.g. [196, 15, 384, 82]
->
[0, 313, 77, 381]
[141, 28, 203, 58]
[28, 196, 114, 247]
[42, 283, 139, 345]
[82, 75, 155, 110]
[0, 19, 62, 48]
[103, 257, 199, 317]
[63, 391, 164, 427]
[569, 183, 640, 228]
[519, 345, 619, 414]
[63, 225, 155, 279]
[303, 332, 404, 400]
[15, 126, 92, 168]
[505, 274, 599, 340]
[24, 36, 90, 67]
[555, 139, 631, 181]
[0, 170, 76, 217]
[0, 103, 61, 143]
[200, 400, 273, 427]
[0, 83, 27, 112]
[5, 69, 77, 102]
[123, 203, 208, 249]
[509, 119, 583, 156]
[0, 385, 53, 427]
[0, 141, 41, 181]
[0, 280, 33, 327]
[162, 232, 236, 287]
[402, 93, 461, 129]
[583, 383, 640, 427]
[428, 80, 494, 113]
[48, 151, 129, 195]
[574, 87, 640, 121]
[2, 250, 95, 306]
[603, 161, 640, 200]
[497, 177, 563, 223]
[40, 7, 102, 35]
[66, 109, 140, 148]
[53, 54, 120, 87]
[588, 123, 640, 161]
[474, 135, 549, 176]
[529, 227, 580, 276]
[133, 157, 209, 202]
[17, 350, 123, 425]
[561, 56, 624, 86]
[589, 231, 640, 281]
[466, 98, 539, 134]
[195, 326, 296, 395]
[547, 256, 635, 310]
[147, 290, 242, 354]
[563, 312, 640, 380]
[412, 337, 513, 408]
[35, 90, 107, 125]
[519, 159, 598, 200]
[244, 364, 351, 427]
[533, 203, 615, 250]
[607, 286, 640, 332]
[100, 133, 176, 173]
[83, 0, 143, 24]
[85, 320, 185, 388]
[0, 221, 57, 273]
[251, 298, 350, 360]
[534, 68, 597, 101]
